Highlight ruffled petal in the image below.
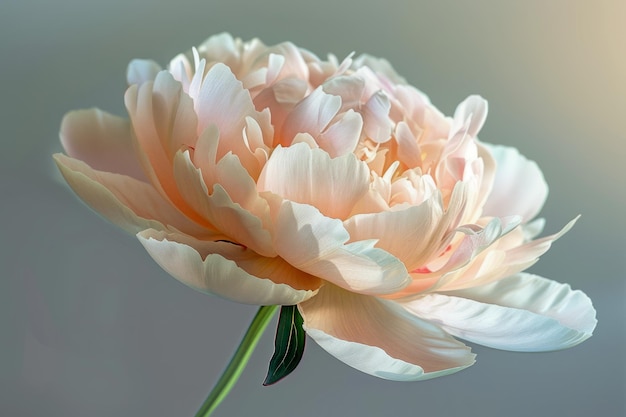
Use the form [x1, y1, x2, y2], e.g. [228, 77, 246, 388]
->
[60, 109, 146, 181]
[299, 284, 475, 381]
[189, 62, 272, 177]
[124, 71, 203, 224]
[172, 149, 275, 257]
[482, 144, 548, 223]
[433, 217, 577, 292]
[258, 142, 370, 219]
[404, 273, 596, 351]
[270, 199, 410, 295]
[137, 229, 317, 305]
[344, 197, 451, 271]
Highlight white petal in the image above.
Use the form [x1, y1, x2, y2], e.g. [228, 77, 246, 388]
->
[126, 59, 162, 85]
[137, 230, 316, 305]
[394, 121, 422, 168]
[190, 63, 264, 174]
[482, 144, 549, 223]
[280, 87, 341, 146]
[316, 110, 363, 157]
[406, 273, 596, 351]
[299, 285, 475, 381]
[192, 63, 255, 138]
[351, 54, 408, 85]
[452, 95, 488, 138]
[362, 91, 393, 143]
[271, 200, 410, 295]
[258, 142, 369, 219]
[60, 109, 146, 181]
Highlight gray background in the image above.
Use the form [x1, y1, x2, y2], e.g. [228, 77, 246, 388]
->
[1, 0, 624, 416]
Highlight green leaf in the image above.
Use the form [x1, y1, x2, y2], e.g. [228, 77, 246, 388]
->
[263, 305, 306, 386]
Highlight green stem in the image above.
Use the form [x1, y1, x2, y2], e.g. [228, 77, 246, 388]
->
[195, 305, 279, 417]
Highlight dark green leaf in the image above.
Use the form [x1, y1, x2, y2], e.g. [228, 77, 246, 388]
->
[263, 305, 306, 386]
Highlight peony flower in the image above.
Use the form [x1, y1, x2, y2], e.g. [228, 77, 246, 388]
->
[54, 33, 596, 384]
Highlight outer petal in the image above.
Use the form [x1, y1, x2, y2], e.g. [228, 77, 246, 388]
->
[404, 273, 596, 351]
[60, 109, 146, 181]
[137, 229, 318, 305]
[299, 284, 475, 381]
[53, 154, 207, 236]
[258, 142, 370, 219]
[271, 199, 410, 295]
[482, 144, 549, 223]
[124, 71, 206, 227]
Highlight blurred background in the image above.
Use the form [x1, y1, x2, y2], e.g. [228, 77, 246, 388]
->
[1, 0, 624, 416]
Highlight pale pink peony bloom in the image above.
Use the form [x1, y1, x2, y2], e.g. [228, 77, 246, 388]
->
[54, 33, 596, 381]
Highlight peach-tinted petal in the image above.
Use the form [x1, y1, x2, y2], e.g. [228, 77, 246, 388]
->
[142, 229, 322, 293]
[137, 230, 316, 305]
[344, 197, 449, 271]
[60, 109, 146, 181]
[258, 143, 370, 219]
[482, 144, 549, 223]
[407, 273, 596, 351]
[299, 284, 475, 381]
[53, 154, 206, 236]
[124, 71, 202, 224]
[270, 199, 410, 295]
[172, 149, 275, 257]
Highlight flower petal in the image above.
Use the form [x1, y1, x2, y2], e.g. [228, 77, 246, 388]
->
[452, 95, 488, 139]
[137, 229, 317, 305]
[482, 144, 549, 223]
[127, 59, 162, 85]
[344, 197, 450, 271]
[299, 284, 475, 381]
[172, 149, 275, 257]
[316, 110, 363, 157]
[280, 87, 341, 146]
[60, 109, 147, 181]
[362, 90, 393, 143]
[270, 199, 410, 295]
[124, 71, 203, 224]
[404, 273, 596, 351]
[189, 62, 266, 176]
[258, 142, 370, 219]
[53, 154, 205, 235]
